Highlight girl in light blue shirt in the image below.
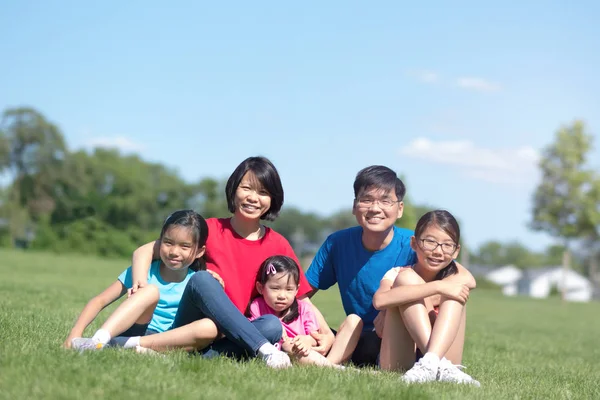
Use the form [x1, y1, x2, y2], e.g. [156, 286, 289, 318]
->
[65, 210, 212, 351]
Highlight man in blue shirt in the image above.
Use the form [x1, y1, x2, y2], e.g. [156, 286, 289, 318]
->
[305, 165, 416, 366]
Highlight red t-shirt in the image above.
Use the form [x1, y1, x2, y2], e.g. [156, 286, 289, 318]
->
[205, 218, 311, 313]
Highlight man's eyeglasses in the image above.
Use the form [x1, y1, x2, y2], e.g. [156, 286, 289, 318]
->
[420, 238, 457, 255]
[356, 197, 401, 209]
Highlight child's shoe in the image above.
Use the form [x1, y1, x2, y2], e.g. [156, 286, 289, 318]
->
[437, 357, 480, 387]
[71, 338, 104, 352]
[264, 350, 291, 369]
[401, 353, 439, 384]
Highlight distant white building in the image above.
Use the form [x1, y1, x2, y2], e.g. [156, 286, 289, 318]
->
[485, 265, 522, 296]
[517, 267, 593, 302]
[481, 265, 593, 302]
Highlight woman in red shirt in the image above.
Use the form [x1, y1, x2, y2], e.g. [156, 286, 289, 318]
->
[127, 156, 333, 368]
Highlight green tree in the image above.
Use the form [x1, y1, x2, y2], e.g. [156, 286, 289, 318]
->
[188, 177, 229, 218]
[324, 209, 357, 232]
[0, 107, 68, 245]
[472, 240, 505, 266]
[530, 120, 600, 296]
[0, 107, 67, 217]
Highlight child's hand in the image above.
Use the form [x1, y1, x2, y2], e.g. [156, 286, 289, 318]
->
[290, 336, 312, 357]
[291, 335, 315, 357]
[310, 330, 334, 356]
[438, 281, 470, 304]
[62, 337, 74, 349]
[374, 310, 386, 338]
[128, 281, 147, 298]
[207, 270, 225, 289]
[281, 337, 294, 353]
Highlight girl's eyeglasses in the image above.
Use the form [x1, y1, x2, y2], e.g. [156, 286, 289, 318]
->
[420, 238, 457, 255]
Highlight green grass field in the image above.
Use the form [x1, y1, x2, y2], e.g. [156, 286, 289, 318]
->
[1, 249, 599, 399]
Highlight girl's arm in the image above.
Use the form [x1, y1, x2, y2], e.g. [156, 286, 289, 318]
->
[130, 240, 160, 295]
[373, 270, 470, 310]
[373, 279, 442, 310]
[63, 281, 127, 348]
[446, 262, 477, 289]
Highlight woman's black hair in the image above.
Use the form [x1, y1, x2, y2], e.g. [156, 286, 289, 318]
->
[160, 209, 209, 272]
[225, 156, 284, 221]
[353, 165, 406, 201]
[256, 255, 300, 324]
[414, 210, 460, 280]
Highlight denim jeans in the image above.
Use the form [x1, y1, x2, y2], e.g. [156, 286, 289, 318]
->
[173, 271, 282, 358]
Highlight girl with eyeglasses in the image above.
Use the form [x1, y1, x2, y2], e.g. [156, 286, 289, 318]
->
[373, 210, 480, 386]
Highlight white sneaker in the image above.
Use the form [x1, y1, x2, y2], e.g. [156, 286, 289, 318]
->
[71, 338, 104, 352]
[401, 354, 439, 384]
[437, 357, 481, 387]
[264, 351, 292, 369]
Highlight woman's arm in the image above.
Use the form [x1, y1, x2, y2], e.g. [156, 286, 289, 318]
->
[63, 281, 126, 348]
[130, 240, 160, 295]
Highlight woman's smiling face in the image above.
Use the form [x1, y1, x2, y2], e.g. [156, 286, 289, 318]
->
[233, 171, 272, 220]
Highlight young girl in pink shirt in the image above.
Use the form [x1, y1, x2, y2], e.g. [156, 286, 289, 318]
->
[250, 255, 360, 368]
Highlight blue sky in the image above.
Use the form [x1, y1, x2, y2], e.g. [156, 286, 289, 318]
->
[1, 1, 598, 252]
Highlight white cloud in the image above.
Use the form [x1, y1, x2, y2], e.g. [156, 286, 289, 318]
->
[407, 69, 439, 84]
[84, 136, 145, 153]
[455, 77, 502, 93]
[399, 138, 540, 185]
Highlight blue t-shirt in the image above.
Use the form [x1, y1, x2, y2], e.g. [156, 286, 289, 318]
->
[305, 226, 416, 332]
[118, 260, 194, 333]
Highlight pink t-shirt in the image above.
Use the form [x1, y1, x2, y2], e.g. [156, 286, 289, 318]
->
[248, 297, 320, 339]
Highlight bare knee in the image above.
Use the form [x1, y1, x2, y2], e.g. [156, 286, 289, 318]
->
[341, 314, 363, 331]
[189, 319, 219, 340]
[393, 269, 425, 288]
[138, 284, 160, 302]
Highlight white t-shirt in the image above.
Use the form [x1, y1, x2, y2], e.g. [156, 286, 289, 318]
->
[381, 266, 405, 282]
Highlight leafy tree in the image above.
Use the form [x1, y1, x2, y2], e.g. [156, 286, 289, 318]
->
[530, 120, 600, 296]
[270, 207, 326, 252]
[324, 209, 356, 233]
[188, 177, 230, 218]
[471, 240, 505, 266]
[0, 107, 67, 218]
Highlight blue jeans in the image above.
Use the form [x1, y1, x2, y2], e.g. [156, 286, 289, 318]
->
[173, 271, 282, 358]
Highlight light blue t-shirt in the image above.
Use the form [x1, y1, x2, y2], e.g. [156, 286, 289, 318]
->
[305, 226, 416, 332]
[118, 260, 194, 333]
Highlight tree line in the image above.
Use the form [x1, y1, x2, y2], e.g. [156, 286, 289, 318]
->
[0, 107, 598, 281]
[0, 107, 429, 258]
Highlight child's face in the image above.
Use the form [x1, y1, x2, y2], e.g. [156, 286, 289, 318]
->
[234, 171, 272, 221]
[256, 273, 299, 315]
[352, 187, 403, 235]
[410, 225, 460, 273]
[159, 226, 204, 270]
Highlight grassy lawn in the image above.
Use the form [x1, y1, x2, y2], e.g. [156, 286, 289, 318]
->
[0, 249, 599, 399]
